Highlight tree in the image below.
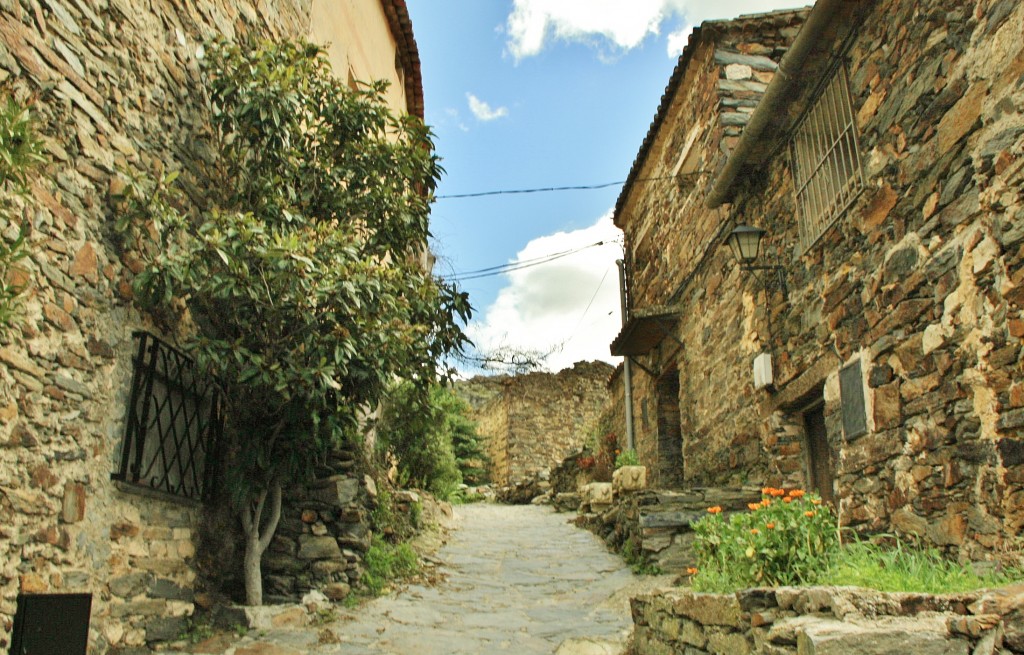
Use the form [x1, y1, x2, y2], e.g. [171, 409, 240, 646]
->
[119, 39, 470, 605]
[377, 381, 488, 495]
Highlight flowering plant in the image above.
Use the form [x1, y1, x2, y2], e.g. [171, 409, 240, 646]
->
[691, 487, 837, 589]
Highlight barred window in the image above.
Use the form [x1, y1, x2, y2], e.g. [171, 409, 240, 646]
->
[112, 332, 223, 502]
[790, 65, 863, 252]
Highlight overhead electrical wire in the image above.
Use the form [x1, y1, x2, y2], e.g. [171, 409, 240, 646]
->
[434, 175, 674, 200]
[445, 239, 621, 282]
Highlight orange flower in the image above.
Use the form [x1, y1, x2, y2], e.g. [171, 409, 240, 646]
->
[750, 528, 760, 535]
[748, 502, 762, 511]
[761, 498, 771, 507]
[707, 506, 723, 514]
[804, 510, 815, 517]
[811, 498, 822, 505]
[686, 567, 698, 575]
[761, 487, 773, 495]
[771, 488, 786, 497]
[783, 496, 793, 503]
[766, 522, 775, 529]
[788, 489, 806, 498]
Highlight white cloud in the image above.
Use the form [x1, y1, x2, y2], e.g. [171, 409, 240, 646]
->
[467, 93, 509, 121]
[666, 26, 693, 57]
[505, 0, 801, 61]
[467, 212, 625, 373]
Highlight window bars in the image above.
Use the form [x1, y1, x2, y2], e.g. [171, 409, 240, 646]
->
[790, 64, 864, 253]
[113, 331, 222, 502]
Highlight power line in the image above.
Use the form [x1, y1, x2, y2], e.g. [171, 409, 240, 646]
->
[445, 239, 621, 282]
[435, 176, 674, 200]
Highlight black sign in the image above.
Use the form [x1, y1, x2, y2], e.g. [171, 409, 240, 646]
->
[839, 360, 868, 440]
[10, 593, 92, 655]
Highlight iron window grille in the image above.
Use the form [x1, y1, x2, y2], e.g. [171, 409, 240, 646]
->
[113, 331, 223, 502]
[790, 63, 864, 253]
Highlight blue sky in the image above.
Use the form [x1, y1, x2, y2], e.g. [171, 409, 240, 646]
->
[406, 0, 802, 374]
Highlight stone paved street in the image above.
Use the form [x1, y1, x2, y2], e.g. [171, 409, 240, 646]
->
[187, 503, 669, 655]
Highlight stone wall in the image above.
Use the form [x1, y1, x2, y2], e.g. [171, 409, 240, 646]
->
[613, 0, 1024, 558]
[630, 584, 1024, 655]
[455, 361, 614, 486]
[0, 1, 416, 652]
[582, 487, 761, 574]
[615, 9, 810, 490]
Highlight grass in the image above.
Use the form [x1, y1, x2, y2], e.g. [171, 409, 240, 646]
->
[360, 536, 420, 596]
[692, 535, 1023, 594]
[823, 538, 1022, 594]
[622, 536, 663, 576]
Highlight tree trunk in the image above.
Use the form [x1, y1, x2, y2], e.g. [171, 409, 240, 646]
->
[239, 480, 283, 606]
[243, 530, 263, 606]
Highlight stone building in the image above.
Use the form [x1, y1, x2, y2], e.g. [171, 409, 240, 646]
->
[456, 361, 614, 486]
[610, 0, 1023, 560]
[0, 1, 422, 652]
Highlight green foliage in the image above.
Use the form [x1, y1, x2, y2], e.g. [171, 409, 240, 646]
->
[178, 617, 215, 644]
[691, 489, 1019, 593]
[692, 487, 837, 590]
[826, 537, 1023, 594]
[361, 536, 419, 596]
[0, 96, 45, 334]
[377, 381, 487, 499]
[615, 449, 639, 468]
[117, 38, 471, 504]
[622, 536, 662, 576]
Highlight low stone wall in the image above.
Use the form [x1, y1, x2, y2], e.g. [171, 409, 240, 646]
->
[263, 451, 378, 604]
[581, 486, 761, 573]
[630, 584, 1024, 655]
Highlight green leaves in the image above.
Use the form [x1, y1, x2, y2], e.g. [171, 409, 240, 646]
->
[119, 38, 471, 501]
[0, 97, 44, 334]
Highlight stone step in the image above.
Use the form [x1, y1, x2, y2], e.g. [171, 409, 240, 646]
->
[769, 615, 971, 655]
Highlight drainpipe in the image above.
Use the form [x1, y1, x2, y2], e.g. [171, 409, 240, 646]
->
[616, 259, 635, 451]
[706, 0, 845, 209]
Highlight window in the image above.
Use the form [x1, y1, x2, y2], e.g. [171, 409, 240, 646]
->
[790, 64, 863, 252]
[112, 332, 223, 502]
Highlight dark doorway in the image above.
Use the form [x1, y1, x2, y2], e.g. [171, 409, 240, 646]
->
[802, 400, 834, 504]
[656, 369, 684, 487]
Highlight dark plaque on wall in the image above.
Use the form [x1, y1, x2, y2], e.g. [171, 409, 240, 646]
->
[10, 593, 92, 655]
[839, 360, 868, 440]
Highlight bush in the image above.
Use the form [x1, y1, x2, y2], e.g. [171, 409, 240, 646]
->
[692, 487, 837, 590]
[377, 382, 487, 499]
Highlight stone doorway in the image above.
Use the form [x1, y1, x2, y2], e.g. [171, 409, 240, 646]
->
[801, 397, 835, 504]
[656, 368, 684, 487]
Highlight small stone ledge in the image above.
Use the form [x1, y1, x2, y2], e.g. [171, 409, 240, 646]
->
[629, 584, 1024, 655]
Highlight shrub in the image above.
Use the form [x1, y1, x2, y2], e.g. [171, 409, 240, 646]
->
[377, 382, 486, 499]
[692, 487, 837, 590]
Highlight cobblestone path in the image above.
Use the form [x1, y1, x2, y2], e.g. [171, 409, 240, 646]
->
[196, 503, 669, 655]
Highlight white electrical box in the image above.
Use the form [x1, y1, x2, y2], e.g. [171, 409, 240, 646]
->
[753, 352, 774, 390]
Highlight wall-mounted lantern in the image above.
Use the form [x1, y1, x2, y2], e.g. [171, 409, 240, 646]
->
[726, 225, 787, 295]
[726, 225, 788, 385]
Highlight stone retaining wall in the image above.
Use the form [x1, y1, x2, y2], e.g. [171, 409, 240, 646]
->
[630, 584, 1024, 655]
[455, 361, 614, 486]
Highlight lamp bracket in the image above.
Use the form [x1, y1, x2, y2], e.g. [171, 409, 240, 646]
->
[740, 263, 787, 296]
